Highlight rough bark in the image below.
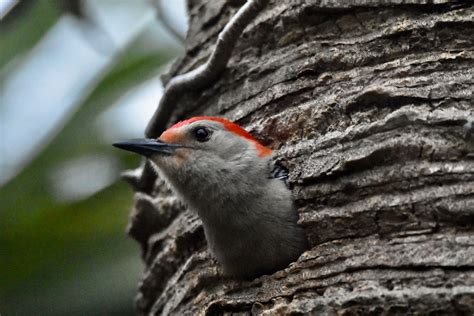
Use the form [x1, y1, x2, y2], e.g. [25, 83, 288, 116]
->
[126, 0, 474, 314]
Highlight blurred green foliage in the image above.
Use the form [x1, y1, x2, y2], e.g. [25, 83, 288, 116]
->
[0, 0, 60, 68]
[0, 1, 179, 314]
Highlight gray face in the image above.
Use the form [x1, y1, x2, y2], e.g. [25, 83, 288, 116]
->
[153, 120, 252, 169]
[164, 120, 249, 155]
[149, 120, 271, 204]
[114, 119, 273, 211]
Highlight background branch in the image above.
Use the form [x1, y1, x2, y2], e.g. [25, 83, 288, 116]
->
[151, 0, 186, 44]
[145, 0, 269, 138]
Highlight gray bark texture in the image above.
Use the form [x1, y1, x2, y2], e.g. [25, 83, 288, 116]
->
[126, 0, 474, 314]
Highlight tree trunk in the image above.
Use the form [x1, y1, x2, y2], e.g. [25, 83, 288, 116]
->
[126, 0, 474, 314]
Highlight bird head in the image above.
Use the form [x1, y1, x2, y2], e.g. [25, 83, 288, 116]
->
[114, 117, 307, 279]
[114, 117, 273, 191]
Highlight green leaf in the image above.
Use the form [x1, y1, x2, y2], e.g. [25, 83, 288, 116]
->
[0, 0, 60, 68]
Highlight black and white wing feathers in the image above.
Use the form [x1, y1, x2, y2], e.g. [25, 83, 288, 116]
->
[269, 160, 289, 187]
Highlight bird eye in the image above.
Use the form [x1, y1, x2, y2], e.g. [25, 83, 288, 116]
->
[193, 127, 211, 142]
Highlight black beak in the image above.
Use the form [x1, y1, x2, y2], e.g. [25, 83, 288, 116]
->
[113, 139, 183, 157]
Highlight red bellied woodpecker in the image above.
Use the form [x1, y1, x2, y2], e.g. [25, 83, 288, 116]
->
[114, 116, 308, 278]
